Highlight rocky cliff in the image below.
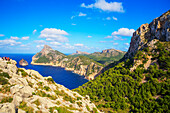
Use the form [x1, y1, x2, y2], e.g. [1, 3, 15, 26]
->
[31, 45, 103, 80]
[0, 59, 100, 113]
[124, 10, 170, 71]
[19, 59, 28, 66]
[125, 10, 170, 59]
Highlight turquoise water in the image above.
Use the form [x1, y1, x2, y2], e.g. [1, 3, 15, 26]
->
[0, 54, 88, 89]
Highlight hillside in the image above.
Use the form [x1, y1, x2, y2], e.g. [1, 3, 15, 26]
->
[0, 59, 100, 113]
[74, 10, 170, 112]
[70, 49, 126, 66]
[31, 45, 103, 80]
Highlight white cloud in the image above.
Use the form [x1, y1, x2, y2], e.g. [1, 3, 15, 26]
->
[124, 43, 129, 46]
[50, 42, 62, 46]
[72, 23, 76, 26]
[10, 36, 19, 40]
[81, 0, 124, 12]
[71, 16, 75, 19]
[0, 39, 21, 46]
[22, 36, 29, 40]
[106, 17, 111, 20]
[74, 43, 84, 47]
[113, 36, 126, 40]
[34, 40, 46, 44]
[105, 36, 112, 38]
[113, 43, 119, 45]
[33, 29, 37, 34]
[78, 12, 87, 17]
[112, 28, 135, 36]
[88, 36, 92, 38]
[36, 45, 44, 48]
[0, 34, 4, 37]
[112, 16, 118, 20]
[99, 41, 107, 43]
[39, 28, 69, 43]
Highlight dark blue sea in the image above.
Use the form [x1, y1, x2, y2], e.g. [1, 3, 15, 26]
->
[0, 54, 88, 90]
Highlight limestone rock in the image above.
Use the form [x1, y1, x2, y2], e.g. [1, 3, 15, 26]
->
[19, 59, 28, 66]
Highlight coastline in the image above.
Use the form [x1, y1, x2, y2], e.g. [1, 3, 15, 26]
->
[31, 61, 90, 80]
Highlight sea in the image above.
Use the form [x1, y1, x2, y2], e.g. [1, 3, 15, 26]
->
[0, 54, 88, 90]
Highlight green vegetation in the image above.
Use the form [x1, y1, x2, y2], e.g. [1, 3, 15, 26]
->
[19, 101, 34, 113]
[33, 99, 40, 106]
[49, 106, 73, 113]
[47, 78, 55, 84]
[86, 105, 90, 111]
[35, 56, 50, 63]
[17, 69, 28, 77]
[0, 96, 13, 103]
[74, 41, 170, 112]
[70, 50, 126, 66]
[54, 90, 75, 103]
[76, 102, 82, 107]
[0, 85, 11, 93]
[0, 72, 10, 85]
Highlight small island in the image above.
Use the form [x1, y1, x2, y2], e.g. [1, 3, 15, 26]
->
[19, 59, 28, 66]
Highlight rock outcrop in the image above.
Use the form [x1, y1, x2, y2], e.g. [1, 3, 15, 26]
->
[125, 10, 170, 59]
[0, 59, 100, 113]
[19, 59, 28, 66]
[31, 45, 103, 80]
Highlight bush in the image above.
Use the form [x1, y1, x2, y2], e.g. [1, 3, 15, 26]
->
[19, 101, 34, 113]
[0, 96, 13, 103]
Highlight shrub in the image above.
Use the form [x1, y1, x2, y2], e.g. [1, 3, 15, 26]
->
[19, 101, 34, 113]
[76, 102, 82, 107]
[17, 69, 28, 77]
[49, 106, 73, 113]
[47, 78, 55, 84]
[0, 96, 13, 103]
[33, 99, 40, 106]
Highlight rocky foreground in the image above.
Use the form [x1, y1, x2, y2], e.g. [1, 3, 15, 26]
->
[0, 60, 100, 113]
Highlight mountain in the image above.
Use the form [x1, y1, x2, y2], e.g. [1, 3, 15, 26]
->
[74, 10, 170, 112]
[71, 50, 90, 55]
[31, 45, 103, 80]
[0, 59, 100, 113]
[85, 49, 126, 65]
[70, 49, 126, 66]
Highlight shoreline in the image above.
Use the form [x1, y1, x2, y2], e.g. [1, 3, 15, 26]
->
[31, 61, 89, 80]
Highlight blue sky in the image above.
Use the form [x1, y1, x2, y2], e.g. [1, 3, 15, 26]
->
[0, 0, 169, 54]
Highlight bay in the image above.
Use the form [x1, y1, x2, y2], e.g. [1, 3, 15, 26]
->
[0, 54, 88, 89]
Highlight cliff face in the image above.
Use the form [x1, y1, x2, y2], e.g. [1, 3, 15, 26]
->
[125, 10, 170, 59]
[0, 60, 100, 113]
[124, 10, 170, 71]
[31, 46, 103, 80]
